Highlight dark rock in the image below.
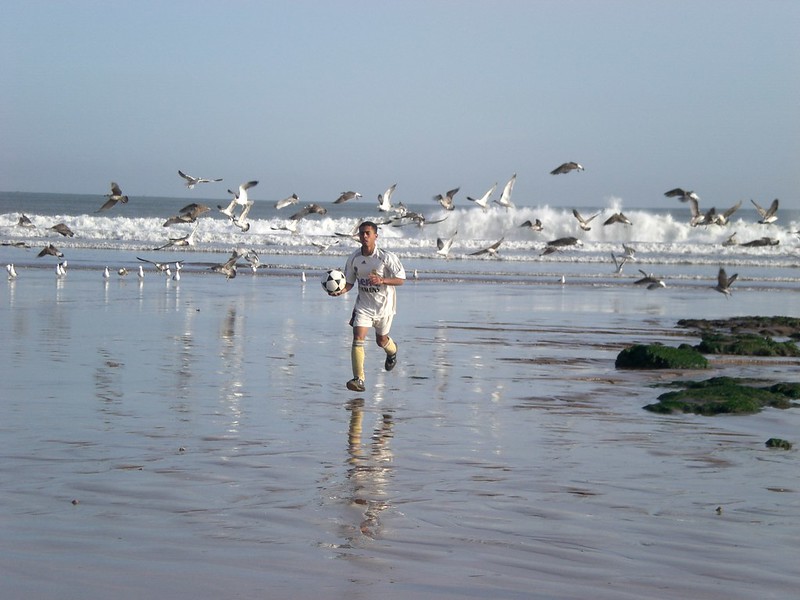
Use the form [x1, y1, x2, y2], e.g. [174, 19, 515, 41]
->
[616, 343, 709, 370]
[765, 438, 793, 450]
[644, 376, 799, 415]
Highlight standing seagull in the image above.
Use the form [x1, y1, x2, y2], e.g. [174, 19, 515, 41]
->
[494, 174, 516, 209]
[467, 183, 497, 211]
[433, 187, 459, 211]
[178, 170, 222, 189]
[714, 267, 737, 297]
[550, 162, 584, 175]
[572, 209, 599, 231]
[333, 191, 362, 204]
[97, 182, 129, 212]
[750, 198, 779, 224]
[218, 181, 258, 219]
[6, 264, 17, 280]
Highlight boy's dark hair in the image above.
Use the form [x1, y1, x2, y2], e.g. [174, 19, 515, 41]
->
[359, 221, 378, 233]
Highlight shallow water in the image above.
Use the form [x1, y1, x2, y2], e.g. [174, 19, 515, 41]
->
[1, 268, 799, 599]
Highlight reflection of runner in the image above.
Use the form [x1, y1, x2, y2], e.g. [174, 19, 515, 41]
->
[346, 399, 394, 539]
[333, 221, 406, 392]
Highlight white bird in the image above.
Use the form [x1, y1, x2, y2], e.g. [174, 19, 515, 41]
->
[713, 200, 742, 226]
[611, 252, 628, 274]
[377, 183, 397, 212]
[301, 271, 307, 283]
[751, 198, 779, 224]
[7, 264, 18, 279]
[154, 223, 198, 250]
[436, 230, 458, 258]
[137, 257, 181, 276]
[138, 265, 145, 279]
[550, 162, 584, 175]
[559, 275, 566, 284]
[118, 267, 129, 277]
[103, 266, 110, 279]
[275, 193, 300, 210]
[494, 174, 516, 209]
[311, 239, 339, 253]
[172, 262, 182, 281]
[433, 187, 459, 210]
[218, 181, 258, 218]
[467, 183, 497, 211]
[572, 209, 599, 231]
[56, 262, 67, 278]
[621, 243, 636, 261]
[687, 197, 713, 227]
[178, 170, 222, 189]
[714, 267, 737, 297]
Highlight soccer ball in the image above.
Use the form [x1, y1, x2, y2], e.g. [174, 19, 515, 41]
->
[321, 269, 347, 295]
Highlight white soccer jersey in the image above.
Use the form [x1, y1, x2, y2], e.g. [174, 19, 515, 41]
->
[344, 246, 406, 318]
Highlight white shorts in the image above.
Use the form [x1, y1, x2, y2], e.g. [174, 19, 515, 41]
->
[350, 308, 395, 335]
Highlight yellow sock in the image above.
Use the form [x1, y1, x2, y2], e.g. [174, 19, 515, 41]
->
[351, 340, 366, 380]
[381, 337, 397, 355]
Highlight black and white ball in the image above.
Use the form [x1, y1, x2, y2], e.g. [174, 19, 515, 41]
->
[321, 269, 347, 295]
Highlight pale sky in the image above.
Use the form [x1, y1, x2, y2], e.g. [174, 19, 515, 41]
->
[1, 0, 798, 208]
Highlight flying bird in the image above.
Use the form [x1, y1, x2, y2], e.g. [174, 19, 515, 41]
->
[436, 230, 458, 258]
[209, 250, 243, 280]
[6, 264, 17, 279]
[137, 256, 182, 276]
[712, 200, 742, 226]
[467, 183, 497, 211]
[377, 184, 397, 212]
[218, 181, 258, 219]
[750, 198, 779, 224]
[154, 223, 198, 250]
[275, 193, 300, 210]
[433, 187, 459, 210]
[519, 218, 543, 231]
[178, 170, 222, 189]
[37, 243, 64, 258]
[469, 237, 504, 257]
[290, 203, 328, 220]
[494, 174, 516, 209]
[49, 223, 75, 237]
[572, 209, 599, 231]
[542, 236, 583, 256]
[687, 197, 714, 227]
[714, 267, 737, 297]
[664, 188, 699, 202]
[97, 182, 129, 212]
[17, 214, 35, 228]
[550, 162, 584, 175]
[603, 212, 633, 226]
[634, 269, 666, 289]
[333, 191, 362, 204]
[163, 203, 211, 226]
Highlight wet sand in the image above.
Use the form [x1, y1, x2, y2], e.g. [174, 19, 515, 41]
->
[2, 269, 799, 599]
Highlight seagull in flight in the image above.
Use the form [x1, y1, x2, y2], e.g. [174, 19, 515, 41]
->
[275, 193, 300, 210]
[494, 174, 516, 209]
[210, 250, 243, 280]
[17, 214, 35, 228]
[6, 264, 17, 279]
[49, 223, 75, 237]
[154, 223, 198, 250]
[97, 182, 129, 212]
[750, 198, 779, 224]
[333, 191, 362, 204]
[137, 256, 183, 276]
[218, 181, 258, 219]
[178, 170, 222, 189]
[377, 183, 397, 212]
[550, 162, 584, 175]
[714, 267, 737, 297]
[634, 269, 666, 289]
[433, 187, 459, 210]
[469, 237, 503, 258]
[290, 203, 328, 220]
[664, 188, 699, 202]
[467, 183, 497, 211]
[519, 218, 543, 232]
[542, 237, 583, 255]
[163, 203, 211, 226]
[603, 212, 633, 226]
[436, 230, 458, 258]
[572, 209, 599, 231]
[37, 243, 64, 258]
[712, 200, 742, 226]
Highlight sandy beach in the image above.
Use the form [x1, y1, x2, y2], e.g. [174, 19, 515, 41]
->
[2, 267, 799, 599]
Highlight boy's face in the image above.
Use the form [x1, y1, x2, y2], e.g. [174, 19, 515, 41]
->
[358, 226, 377, 247]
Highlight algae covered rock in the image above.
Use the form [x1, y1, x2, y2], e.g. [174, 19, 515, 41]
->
[644, 376, 799, 415]
[765, 438, 793, 450]
[615, 343, 709, 370]
[696, 332, 800, 357]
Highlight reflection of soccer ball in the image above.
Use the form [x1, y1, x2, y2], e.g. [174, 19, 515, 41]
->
[322, 269, 347, 295]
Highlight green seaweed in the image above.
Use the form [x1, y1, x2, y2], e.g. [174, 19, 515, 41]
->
[615, 344, 709, 370]
[696, 332, 800, 357]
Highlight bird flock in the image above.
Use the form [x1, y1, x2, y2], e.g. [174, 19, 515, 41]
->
[3, 163, 788, 295]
